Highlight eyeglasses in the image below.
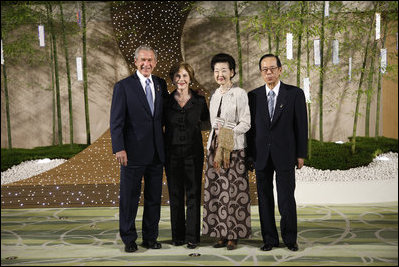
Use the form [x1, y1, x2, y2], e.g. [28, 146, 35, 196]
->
[261, 66, 279, 73]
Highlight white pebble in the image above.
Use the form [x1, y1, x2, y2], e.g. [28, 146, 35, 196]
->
[296, 152, 398, 182]
[1, 153, 397, 185]
[1, 159, 67, 185]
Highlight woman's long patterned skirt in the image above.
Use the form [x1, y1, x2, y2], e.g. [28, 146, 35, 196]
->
[202, 136, 251, 240]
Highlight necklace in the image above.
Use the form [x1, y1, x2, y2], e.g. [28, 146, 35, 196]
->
[175, 91, 191, 105]
[220, 83, 233, 94]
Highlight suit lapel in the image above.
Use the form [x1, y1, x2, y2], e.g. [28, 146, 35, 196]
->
[132, 72, 153, 116]
[153, 77, 162, 116]
[271, 82, 288, 126]
[259, 87, 272, 127]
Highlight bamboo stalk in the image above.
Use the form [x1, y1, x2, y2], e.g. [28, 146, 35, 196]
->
[306, 1, 311, 159]
[296, 1, 305, 88]
[82, 1, 91, 145]
[375, 17, 388, 138]
[46, 3, 56, 146]
[234, 2, 243, 88]
[59, 2, 74, 146]
[318, 1, 326, 142]
[48, 2, 63, 145]
[351, 5, 376, 154]
[364, 36, 378, 137]
[275, 1, 281, 56]
[2, 61, 12, 149]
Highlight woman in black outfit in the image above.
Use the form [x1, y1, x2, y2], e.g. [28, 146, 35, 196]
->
[164, 62, 210, 249]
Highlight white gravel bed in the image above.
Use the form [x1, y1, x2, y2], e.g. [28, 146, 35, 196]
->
[1, 153, 397, 186]
[295, 152, 398, 182]
[1, 158, 66, 185]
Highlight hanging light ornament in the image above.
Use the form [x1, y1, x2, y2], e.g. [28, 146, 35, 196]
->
[324, 1, 329, 17]
[38, 25, 45, 47]
[375, 13, 381, 40]
[1, 40, 4, 65]
[303, 77, 311, 103]
[332, 39, 339, 65]
[348, 57, 352, 82]
[314, 39, 320, 66]
[286, 33, 293, 60]
[76, 57, 83, 81]
[380, 48, 387, 74]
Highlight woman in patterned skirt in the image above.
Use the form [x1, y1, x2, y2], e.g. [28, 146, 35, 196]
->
[202, 53, 251, 250]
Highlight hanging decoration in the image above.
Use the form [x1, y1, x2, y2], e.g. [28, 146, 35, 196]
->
[332, 39, 339, 65]
[303, 77, 311, 103]
[77, 10, 82, 27]
[375, 13, 381, 40]
[76, 2, 82, 27]
[38, 25, 45, 47]
[348, 57, 352, 82]
[1, 40, 4, 65]
[314, 39, 321, 66]
[286, 33, 293, 60]
[324, 1, 329, 17]
[76, 57, 83, 81]
[380, 48, 387, 74]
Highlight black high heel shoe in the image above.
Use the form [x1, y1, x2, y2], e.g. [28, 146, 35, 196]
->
[227, 239, 238, 250]
[213, 239, 228, 248]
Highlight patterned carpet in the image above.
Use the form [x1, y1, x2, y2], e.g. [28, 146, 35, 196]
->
[1, 203, 397, 266]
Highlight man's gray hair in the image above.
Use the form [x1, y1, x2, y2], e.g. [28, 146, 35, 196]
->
[134, 45, 158, 61]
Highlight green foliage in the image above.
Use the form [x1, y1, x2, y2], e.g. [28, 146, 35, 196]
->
[305, 137, 398, 170]
[1, 138, 397, 173]
[1, 2, 80, 67]
[1, 144, 89, 172]
[1, 3, 44, 67]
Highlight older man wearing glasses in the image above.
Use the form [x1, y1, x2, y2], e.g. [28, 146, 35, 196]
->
[247, 54, 308, 252]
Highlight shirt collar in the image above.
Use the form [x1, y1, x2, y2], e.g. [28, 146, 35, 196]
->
[136, 70, 153, 84]
[265, 80, 280, 96]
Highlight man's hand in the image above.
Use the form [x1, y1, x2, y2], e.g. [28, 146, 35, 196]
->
[296, 158, 304, 169]
[116, 150, 128, 166]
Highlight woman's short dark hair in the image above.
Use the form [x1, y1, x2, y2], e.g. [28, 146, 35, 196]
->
[169, 62, 195, 82]
[211, 53, 236, 78]
[258, 54, 282, 70]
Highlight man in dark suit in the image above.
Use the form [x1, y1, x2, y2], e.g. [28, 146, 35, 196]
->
[110, 45, 168, 253]
[247, 54, 308, 252]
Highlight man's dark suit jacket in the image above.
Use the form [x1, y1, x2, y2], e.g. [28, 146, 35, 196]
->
[110, 72, 168, 165]
[247, 81, 308, 171]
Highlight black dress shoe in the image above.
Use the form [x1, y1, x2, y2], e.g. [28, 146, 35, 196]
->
[172, 240, 185, 246]
[286, 243, 298, 251]
[186, 242, 198, 249]
[141, 240, 162, 249]
[260, 244, 278, 251]
[125, 242, 138, 253]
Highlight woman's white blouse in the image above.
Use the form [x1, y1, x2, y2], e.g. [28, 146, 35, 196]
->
[206, 86, 251, 150]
